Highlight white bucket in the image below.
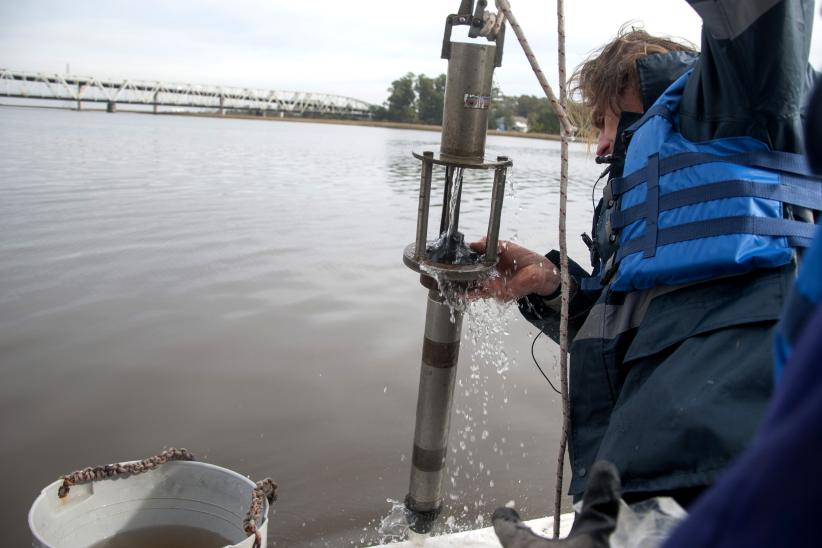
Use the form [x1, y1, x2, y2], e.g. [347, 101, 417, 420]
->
[28, 460, 270, 548]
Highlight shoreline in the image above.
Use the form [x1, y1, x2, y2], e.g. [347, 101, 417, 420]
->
[0, 102, 563, 142]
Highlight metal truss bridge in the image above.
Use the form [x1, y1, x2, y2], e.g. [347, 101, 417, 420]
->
[0, 69, 374, 118]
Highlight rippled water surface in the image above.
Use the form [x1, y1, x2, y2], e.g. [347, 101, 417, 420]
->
[0, 107, 601, 546]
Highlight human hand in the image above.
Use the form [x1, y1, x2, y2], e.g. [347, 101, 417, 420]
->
[469, 239, 561, 301]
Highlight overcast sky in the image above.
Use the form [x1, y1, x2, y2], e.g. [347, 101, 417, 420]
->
[2, 1, 821, 104]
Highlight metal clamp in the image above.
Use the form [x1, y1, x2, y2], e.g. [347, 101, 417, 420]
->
[602, 180, 614, 207]
[441, 0, 505, 67]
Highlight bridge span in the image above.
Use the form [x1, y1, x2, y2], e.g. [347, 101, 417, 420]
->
[0, 69, 374, 118]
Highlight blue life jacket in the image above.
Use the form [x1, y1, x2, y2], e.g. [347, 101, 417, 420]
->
[598, 70, 822, 292]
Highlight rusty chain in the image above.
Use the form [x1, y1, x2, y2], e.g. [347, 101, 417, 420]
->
[57, 447, 196, 498]
[244, 478, 278, 548]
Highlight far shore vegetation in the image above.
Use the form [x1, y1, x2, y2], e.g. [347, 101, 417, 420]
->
[372, 72, 591, 138]
[2, 71, 592, 140]
[192, 71, 591, 139]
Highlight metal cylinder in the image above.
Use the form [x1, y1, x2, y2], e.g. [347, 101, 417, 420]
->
[440, 42, 497, 160]
[484, 158, 508, 263]
[406, 288, 463, 532]
[414, 152, 435, 261]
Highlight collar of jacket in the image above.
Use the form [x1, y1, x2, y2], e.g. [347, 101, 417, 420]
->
[636, 51, 700, 111]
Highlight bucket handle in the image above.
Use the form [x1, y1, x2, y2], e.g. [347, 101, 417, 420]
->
[245, 477, 278, 548]
[57, 447, 196, 498]
[56, 447, 277, 548]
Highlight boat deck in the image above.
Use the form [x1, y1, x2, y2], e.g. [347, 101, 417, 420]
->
[370, 512, 575, 547]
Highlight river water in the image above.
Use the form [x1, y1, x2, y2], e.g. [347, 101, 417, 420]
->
[0, 106, 601, 546]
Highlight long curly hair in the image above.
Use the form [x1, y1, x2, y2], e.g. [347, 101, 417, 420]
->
[569, 22, 696, 130]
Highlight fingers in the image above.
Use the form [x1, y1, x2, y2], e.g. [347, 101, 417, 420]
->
[470, 239, 513, 264]
[465, 240, 559, 300]
[469, 237, 488, 253]
[467, 275, 516, 302]
[468, 261, 558, 302]
[505, 263, 560, 298]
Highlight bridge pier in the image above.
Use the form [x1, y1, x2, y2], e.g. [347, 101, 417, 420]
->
[153, 91, 159, 114]
[219, 95, 225, 116]
[106, 101, 116, 113]
[76, 83, 83, 111]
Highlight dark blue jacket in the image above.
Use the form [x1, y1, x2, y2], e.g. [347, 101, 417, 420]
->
[662, 222, 822, 547]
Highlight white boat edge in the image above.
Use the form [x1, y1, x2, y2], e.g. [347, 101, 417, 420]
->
[369, 512, 575, 548]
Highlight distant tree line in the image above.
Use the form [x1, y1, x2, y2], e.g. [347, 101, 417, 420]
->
[372, 72, 590, 136]
[370, 72, 448, 125]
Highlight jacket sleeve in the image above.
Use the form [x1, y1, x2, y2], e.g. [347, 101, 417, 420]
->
[517, 250, 599, 345]
[681, 0, 814, 153]
[681, 0, 816, 153]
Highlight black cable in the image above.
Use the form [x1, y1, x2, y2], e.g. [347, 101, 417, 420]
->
[591, 165, 610, 213]
[531, 330, 561, 395]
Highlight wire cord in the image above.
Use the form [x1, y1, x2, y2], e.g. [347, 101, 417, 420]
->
[530, 330, 561, 395]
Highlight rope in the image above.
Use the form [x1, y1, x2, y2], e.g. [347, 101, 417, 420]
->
[244, 478, 278, 548]
[494, 0, 576, 137]
[57, 447, 195, 498]
[554, 0, 572, 538]
[493, 0, 572, 538]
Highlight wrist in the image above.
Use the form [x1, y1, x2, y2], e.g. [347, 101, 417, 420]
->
[535, 262, 561, 297]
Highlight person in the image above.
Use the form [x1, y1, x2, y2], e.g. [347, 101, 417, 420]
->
[472, 0, 821, 519]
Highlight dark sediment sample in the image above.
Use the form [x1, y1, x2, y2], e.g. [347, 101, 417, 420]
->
[425, 231, 481, 265]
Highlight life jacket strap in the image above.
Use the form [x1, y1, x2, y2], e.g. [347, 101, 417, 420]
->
[644, 153, 661, 258]
[611, 175, 822, 230]
[611, 150, 816, 196]
[616, 216, 818, 262]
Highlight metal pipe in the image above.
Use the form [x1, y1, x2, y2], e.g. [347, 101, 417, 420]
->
[406, 288, 463, 533]
[403, 9, 508, 534]
[415, 152, 434, 261]
[439, 166, 453, 234]
[484, 158, 508, 263]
